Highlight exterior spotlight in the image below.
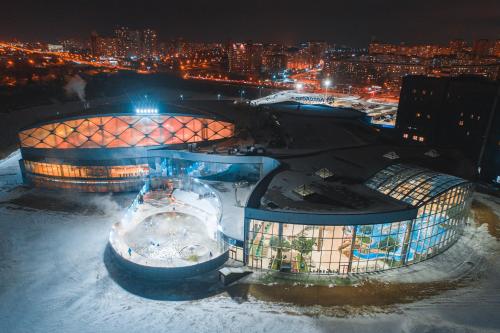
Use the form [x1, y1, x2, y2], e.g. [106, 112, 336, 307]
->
[323, 79, 331, 87]
[135, 108, 158, 114]
[295, 83, 304, 91]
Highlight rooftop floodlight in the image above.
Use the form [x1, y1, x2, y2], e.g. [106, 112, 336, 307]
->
[135, 107, 158, 114]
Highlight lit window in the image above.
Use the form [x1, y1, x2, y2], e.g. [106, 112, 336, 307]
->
[413, 135, 418, 140]
[419, 136, 425, 142]
[459, 120, 464, 126]
[403, 133, 409, 139]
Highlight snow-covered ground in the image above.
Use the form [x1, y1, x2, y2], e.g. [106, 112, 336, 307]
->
[1, 150, 500, 333]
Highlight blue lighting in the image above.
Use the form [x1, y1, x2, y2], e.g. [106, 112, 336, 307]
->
[135, 108, 158, 114]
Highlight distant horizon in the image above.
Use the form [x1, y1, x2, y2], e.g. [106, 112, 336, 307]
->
[2, 0, 499, 47]
[4, 35, 497, 49]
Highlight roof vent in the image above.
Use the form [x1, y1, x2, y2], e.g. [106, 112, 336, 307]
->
[424, 149, 440, 158]
[293, 184, 315, 198]
[315, 168, 335, 180]
[383, 151, 400, 160]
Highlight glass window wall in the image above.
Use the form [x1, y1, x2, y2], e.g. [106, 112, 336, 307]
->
[246, 182, 472, 274]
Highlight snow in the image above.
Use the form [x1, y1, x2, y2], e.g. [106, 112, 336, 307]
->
[110, 188, 222, 268]
[1, 150, 500, 333]
[211, 181, 252, 241]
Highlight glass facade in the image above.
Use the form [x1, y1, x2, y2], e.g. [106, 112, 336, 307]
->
[26, 174, 144, 192]
[150, 157, 262, 182]
[24, 160, 149, 179]
[247, 174, 473, 274]
[19, 115, 234, 149]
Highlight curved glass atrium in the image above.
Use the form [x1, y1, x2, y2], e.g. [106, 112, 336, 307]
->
[247, 164, 473, 274]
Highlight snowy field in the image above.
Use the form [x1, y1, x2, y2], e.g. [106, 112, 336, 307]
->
[1, 150, 500, 333]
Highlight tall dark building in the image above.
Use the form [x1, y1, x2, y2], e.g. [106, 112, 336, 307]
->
[263, 53, 288, 75]
[472, 39, 494, 57]
[396, 75, 500, 184]
[142, 29, 158, 58]
[227, 42, 262, 75]
[90, 31, 99, 57]
[89, 31, 118, 58]
[115, 26, 141, 58]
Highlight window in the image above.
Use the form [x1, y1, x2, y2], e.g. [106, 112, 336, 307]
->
[24, 160, 149, 179]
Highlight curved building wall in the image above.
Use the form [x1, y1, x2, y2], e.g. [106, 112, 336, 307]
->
[18, 113, 235, 192]
[245, 182, 473, 274]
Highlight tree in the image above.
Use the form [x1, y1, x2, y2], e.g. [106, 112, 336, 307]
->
[291, 235, 316, 263]
[269, 236, 291, 250]
[378, 236, 399, 252]
[269, 236, 291, 270]
[358, 225, 373, 234]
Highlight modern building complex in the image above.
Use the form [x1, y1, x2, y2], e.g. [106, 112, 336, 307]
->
[16, 99, 474, 277]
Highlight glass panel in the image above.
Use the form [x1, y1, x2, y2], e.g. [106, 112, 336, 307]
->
[103, 117, 129, 136]
[90, 130, 115, 146]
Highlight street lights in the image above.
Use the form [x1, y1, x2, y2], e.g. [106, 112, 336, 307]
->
[323, 79, 331, 99]
[240, 89, 245, 102]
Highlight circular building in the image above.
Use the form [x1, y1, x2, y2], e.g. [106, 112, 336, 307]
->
[18, 103, 234, 192]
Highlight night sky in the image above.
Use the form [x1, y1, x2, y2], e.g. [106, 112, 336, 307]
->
[2, 0, 499, 46]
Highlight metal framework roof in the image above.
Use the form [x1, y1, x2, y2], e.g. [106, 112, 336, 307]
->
[365, 163, 468, 207]
[19, 115, 234, 149]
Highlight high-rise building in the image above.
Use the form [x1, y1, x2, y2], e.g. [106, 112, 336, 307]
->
[262, 53, 288, 75]
[90, 31, 119, 58]
[90, 31, 99, 57]
[494, 39, 500, 58]
[449, 39, 468, 54]
[115, 27, 142, 58]
[299, 41, 327, 68]
[396, 75, 500, 183]
[227, 42, 262, 75]
[142, 29, 158, 58]
[472, 39, 494, 57]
